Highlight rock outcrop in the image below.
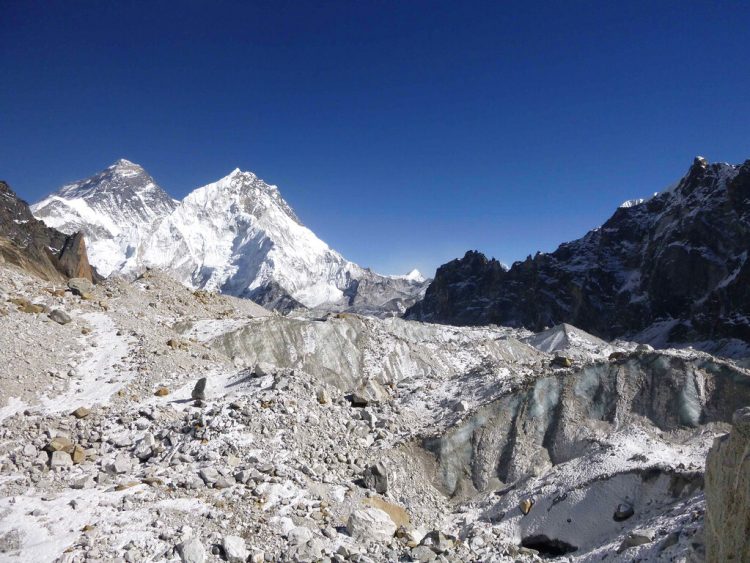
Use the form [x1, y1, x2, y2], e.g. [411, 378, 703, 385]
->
[0, 181, 97, 283]
[705, 406, 750, 562]
[406, 157, 750, 346]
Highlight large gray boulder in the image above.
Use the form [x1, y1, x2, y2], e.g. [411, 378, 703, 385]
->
[347, 506, 397, 542]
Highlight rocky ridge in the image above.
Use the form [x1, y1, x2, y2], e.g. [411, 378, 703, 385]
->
[406, 157, 750, 350]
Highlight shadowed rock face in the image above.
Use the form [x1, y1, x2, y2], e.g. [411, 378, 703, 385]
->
[0, 181, 97, 283]
[406, 157, 750, 345]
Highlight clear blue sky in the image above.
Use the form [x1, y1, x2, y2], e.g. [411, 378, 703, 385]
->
[2, 1, 749, 276]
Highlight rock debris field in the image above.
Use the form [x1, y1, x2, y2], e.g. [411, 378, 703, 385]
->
[0, 264, 748, 562]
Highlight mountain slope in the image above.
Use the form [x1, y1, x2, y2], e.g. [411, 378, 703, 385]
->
[406, 156, 750, 344]
[0, 181, 96, 282]
[31, 159, 177, 277]
[32, 162, 428, 313]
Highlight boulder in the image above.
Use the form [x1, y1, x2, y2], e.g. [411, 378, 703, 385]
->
[71, 407, 91, 419]
[49, 309, 72, 325]
[347, 507, 397, 542]
[46, 436, 74, 453]
[191, 378, 207, 401]
[222, 535, 249, 563]
[617, 528, 655, 552]
[50, 451, 73, 468]
[363, 462, 389, 494]
[71, 445, 86, 464]
[176, 537, 206, 563]
[68, 278, 94, 297]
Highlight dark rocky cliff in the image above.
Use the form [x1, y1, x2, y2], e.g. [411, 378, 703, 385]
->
[406, 157, 750, 344]
[0, 180, 98, 282]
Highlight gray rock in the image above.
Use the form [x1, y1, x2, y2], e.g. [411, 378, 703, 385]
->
[106, 454, 130, 475]
[176, 537, 206, 563]
[48, 309, 72, 325]
[363, 462, 388, 494]
[50, 451, 73, 468]
[613, 502, 634, 521]
[191, 378, 207, 401]
[420, 531, 455, 554]
[198, 467, 219, 484]
[287, 526, 313, 546]
[214, 476, 233, 489]
[133, 433, 156, 461]
[222, 535, 249, 563]
[410, 545, 437, 562]
[347, 507, 396, 542]
[618, 528, 655, 552]
[68, 278, 93, 297]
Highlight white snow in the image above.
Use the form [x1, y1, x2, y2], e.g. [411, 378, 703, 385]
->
[32, 162, 427, 310]
[40, 312, 132, 413]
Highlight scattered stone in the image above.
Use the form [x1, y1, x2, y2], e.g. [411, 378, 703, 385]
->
[363, 462, 388, 494]
[71, 444, 86, 464]
[176, 537, 206, 563]
[134, 433, 156, 461]
[68, 278, 94, 297]
[519, 498, 534, 515]
[410, 545, 437, 562]
[613, 502, 634, 521]
[191, 378, 207, 401]
[154, 387, 170, 397]
[287, 526, 313, 545]
[222, 535, 249, 563]
[48, 309, 72, 325]
[618, 528, 655, 552]
[316, 389, 330, 405]
[420, 530, 455, 554]
[50, 451, 73, 468]
[550, 355, 572, 368]
[46, 436, 74, 453]
[348, 394, 369, 408]
[72, 406, 91, 419]
[198, 467, 220, 484]
[347, 507, 397, 542]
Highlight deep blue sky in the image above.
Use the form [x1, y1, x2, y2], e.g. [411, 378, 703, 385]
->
[2, 1, 749, 276]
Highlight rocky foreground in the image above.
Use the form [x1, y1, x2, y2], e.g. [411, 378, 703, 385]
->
[0, 264, 748, 562]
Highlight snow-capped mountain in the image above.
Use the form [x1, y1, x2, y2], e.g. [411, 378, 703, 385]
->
[407, 156, 750, 347]
[32, 161, 429, 313]
[32, 159, 177, 277]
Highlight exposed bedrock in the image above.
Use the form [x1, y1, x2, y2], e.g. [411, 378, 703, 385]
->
[705, 406, 750, 562]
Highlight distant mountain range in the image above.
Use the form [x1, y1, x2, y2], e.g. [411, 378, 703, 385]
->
[406, 157, 750, 348]
[31, 160, 428, 313]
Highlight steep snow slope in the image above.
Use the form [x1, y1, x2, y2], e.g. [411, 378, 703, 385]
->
[32, 162, 428, 313]
[31, 159, 177, 276]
